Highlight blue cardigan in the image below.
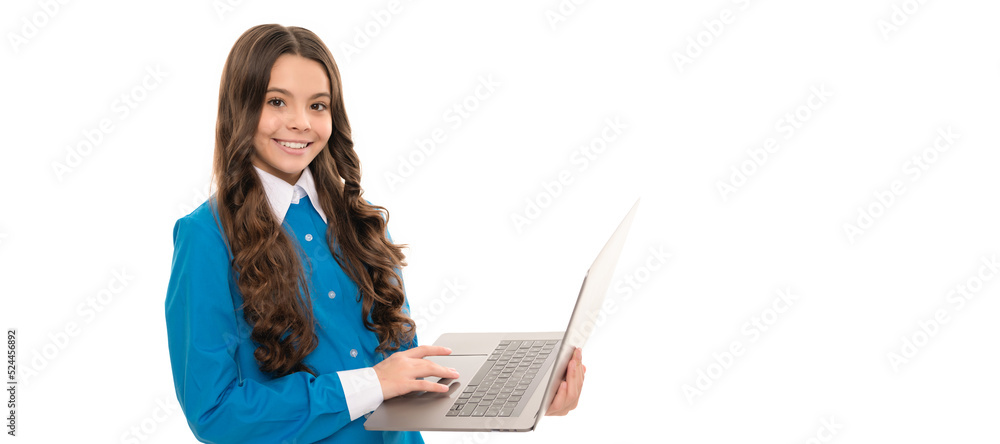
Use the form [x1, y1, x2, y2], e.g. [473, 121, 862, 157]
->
[164, 196, 423, 444]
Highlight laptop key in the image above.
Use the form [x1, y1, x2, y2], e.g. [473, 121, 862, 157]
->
[459, 404, 477, 416]
[468, 362, 495, 386]
[447, 338, 564, 417]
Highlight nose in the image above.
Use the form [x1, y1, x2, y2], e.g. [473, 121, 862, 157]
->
[287, 107, 310, 132]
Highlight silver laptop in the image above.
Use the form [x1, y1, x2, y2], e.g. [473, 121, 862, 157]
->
[365, 198, 640, 432]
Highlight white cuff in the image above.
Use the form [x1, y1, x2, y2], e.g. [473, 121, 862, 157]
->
[337, 367, 384, 421]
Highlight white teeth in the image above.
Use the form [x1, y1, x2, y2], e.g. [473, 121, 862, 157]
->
[277, 140, 309, 149]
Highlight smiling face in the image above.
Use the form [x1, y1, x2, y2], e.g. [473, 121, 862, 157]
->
[252, 53, 333, 185]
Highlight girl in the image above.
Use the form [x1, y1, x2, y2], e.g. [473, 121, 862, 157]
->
[164, 24, 584, 443]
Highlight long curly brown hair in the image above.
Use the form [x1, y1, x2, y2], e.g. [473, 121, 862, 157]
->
[211, 24, 414, 378]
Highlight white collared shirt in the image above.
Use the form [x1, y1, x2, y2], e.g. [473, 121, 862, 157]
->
[253, 165, 328, 224]
[253, 165, 384, 421]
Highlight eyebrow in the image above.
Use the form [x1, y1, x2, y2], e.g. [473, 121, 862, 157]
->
[266, 87, 331, 101]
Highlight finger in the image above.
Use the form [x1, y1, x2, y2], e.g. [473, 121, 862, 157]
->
[400, 345, 453, 358]
[574, 348, 586, 383]
[567, 357, 581, 382]
[570, 360, 583, 404]
[559, 361, 576, 395]
[549, 380, 568, 416]
[412, 379, 452, 393]
[416, 361, 461, 379]
[564, 358, 582, 406]
[568, 357, 582, 389]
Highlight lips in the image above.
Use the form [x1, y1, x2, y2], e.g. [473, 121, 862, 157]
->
[274, 139, 311, 149]
[272, 138, 312, 155]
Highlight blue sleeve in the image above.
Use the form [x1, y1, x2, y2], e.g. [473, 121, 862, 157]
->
[164, 214, 355, 443]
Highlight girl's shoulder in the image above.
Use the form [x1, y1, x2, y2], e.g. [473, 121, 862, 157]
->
[172, 195, 229, 253]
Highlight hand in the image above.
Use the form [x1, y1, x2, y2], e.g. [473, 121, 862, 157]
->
[545, 347, 586, 416]
[373, 345, 461, 400]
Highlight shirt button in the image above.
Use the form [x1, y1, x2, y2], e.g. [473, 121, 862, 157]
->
[328, 290, 336, 299]
[304, 234, 313, 242]
[350, 349, 358, 358]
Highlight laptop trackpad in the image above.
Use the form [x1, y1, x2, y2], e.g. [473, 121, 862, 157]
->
[432, 333, 499, 355]
[398, 355, 484, 399]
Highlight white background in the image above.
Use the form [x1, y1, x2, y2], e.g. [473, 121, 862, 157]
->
[2, 0, 998, 443]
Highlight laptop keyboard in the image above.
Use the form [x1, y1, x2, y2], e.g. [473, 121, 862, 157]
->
[446, 339, 560, 418]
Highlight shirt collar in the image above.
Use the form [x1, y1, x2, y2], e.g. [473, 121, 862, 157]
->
[253, 165, 328, 224]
